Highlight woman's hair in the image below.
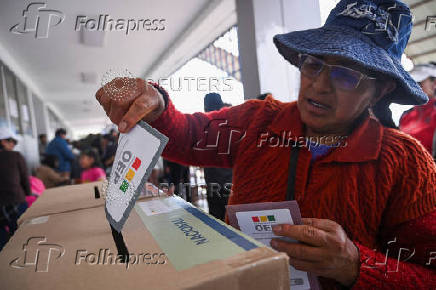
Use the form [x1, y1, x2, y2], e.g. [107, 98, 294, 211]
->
[371, 79, 397, 129]
[55, 128, 67, 137]
[80, 148, 103, 168]
[372, 97, 397, 129]
[0, 138, 17, 150]
[42, 154, 59, 169]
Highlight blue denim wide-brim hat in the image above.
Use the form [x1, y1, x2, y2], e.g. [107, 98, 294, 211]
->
[273, 0, 428, 105]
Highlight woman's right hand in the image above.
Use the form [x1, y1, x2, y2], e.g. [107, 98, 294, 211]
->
[95, 78, 166, 133]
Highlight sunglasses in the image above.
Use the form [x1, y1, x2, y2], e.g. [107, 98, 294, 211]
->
[298, 54, 376, 91]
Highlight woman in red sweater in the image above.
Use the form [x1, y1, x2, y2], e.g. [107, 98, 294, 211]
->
[96, 0, 435, 288]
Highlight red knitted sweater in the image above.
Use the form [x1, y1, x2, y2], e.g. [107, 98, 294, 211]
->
[150, 92, 436, 289]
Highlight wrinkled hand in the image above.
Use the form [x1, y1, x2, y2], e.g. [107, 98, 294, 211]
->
[270, 218, 359, 287]
[95, 78, 165, 133]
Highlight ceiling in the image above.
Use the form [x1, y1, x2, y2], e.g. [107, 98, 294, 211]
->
[0, 0, 434, 137]
[404, 0, 436, 64]
[0, 0, 236, 136]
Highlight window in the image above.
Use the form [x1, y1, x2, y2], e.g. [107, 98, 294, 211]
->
[16, 78, 33, 135]
[166, 26, 244, 114]
[0, 62, 6, 124]
[3, 66, 21, 134]
[48, 108, 63, 134]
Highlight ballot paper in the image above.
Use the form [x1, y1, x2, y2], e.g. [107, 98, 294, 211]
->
[105, 121, 168, 232]
[227, 201, 321, 290]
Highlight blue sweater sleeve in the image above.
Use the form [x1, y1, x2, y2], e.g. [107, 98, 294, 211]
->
[58, 139, 75, 161]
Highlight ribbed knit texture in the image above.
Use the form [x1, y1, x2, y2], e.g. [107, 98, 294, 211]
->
[150, 92, 436, 289]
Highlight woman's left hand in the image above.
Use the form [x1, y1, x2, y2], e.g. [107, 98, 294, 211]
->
[270, 218, 360, 287]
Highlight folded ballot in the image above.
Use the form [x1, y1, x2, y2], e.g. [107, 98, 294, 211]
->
[227, 201, 321, 290]
[105, 121, 168, 232]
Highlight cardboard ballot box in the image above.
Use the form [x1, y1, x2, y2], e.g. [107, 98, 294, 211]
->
[1, 194, 290, 290]
[18, 181, 105, 225]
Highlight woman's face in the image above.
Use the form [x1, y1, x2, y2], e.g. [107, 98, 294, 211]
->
[298, 55, 381, 135]
[79, 155, 94, 169]
[420, 77, 436, 99]
[1, 138, 16, 151]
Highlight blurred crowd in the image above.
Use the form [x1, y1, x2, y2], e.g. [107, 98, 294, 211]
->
[0, 93, 235, 251]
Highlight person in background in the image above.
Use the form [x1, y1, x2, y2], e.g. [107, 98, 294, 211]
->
[148, 157, 164, 188]
[79, 148, 106, 183]
[26, 176, 45, 208]
[36, 154, 70, 188]
[69, 140, 82, 183]
[101, 133, 118, 176]
[162, 159, 190, 200]
[400, 64, 436, 158]
[0, 127, 29, 251]
[256, 93, 270, 101]
[203, 93, 233, 221]
[45, 128, 75, 178]
[91, 134, 103, 157]
[37, 134, 47, 160]
[109, 128, 118, 139]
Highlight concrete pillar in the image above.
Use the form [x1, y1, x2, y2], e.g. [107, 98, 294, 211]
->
[236, 0, 322, 102]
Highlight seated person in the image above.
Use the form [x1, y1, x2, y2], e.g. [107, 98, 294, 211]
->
[36, 154, 70, 188]
[79, 148, 106, 183]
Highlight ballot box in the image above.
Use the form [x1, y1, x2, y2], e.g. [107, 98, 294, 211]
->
[18, 181, 105, 226]
[1, 192, 290, 290]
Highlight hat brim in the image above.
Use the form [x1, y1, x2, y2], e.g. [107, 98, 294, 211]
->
[273, 25, 428, 105]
